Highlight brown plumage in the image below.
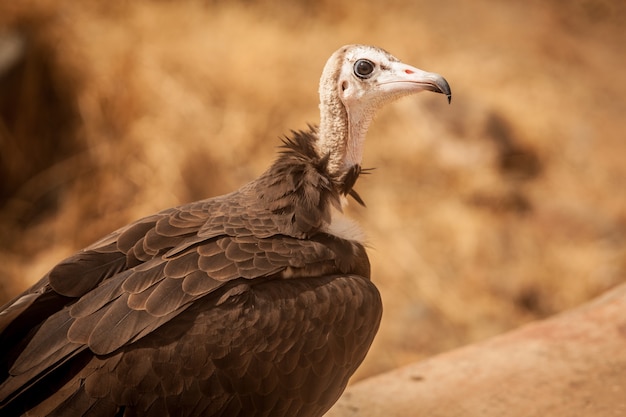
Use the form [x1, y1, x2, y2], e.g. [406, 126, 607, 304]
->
[0, 45, 450, 416]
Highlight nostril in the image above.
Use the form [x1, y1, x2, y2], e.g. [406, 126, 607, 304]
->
[341, 81, 348, 91]
[404, 69, 414, 74]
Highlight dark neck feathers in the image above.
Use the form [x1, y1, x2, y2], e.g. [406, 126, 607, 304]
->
[254, 128, 364, 237]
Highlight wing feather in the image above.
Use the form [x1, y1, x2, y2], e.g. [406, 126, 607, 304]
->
[163, 250, 200, 279]
[144, 278, 194, 317]
[122, 261, 168, 294]
[48, 250, 127, 297]
[9, 310, 78, 375]
[181, 270, 222, 296]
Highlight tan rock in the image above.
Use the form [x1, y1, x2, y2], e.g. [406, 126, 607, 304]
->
[327, 283, 626, 417]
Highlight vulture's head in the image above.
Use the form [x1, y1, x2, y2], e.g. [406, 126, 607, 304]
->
[317, 44, 451, 175]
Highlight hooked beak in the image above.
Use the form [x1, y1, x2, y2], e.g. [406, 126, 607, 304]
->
[379, 62, 452, 104]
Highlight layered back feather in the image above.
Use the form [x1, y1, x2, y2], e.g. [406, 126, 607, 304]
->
[0, 127, 381, 417]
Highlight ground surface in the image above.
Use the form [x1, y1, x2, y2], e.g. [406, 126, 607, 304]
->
[327, 282, 626, 416]
[1, 0, 625, 381]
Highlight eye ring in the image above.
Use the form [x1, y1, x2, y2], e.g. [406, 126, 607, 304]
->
[354, 59, 375, 79]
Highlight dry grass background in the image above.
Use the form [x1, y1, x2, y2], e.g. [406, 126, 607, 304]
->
[0, 0, 625, 381]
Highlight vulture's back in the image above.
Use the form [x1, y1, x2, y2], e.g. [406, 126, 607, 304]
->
[0, 131, 382, 417]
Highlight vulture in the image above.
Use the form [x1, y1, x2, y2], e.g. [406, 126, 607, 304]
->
[0, 44, 451, 416]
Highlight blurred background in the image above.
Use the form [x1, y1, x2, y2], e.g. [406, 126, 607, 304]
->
[0, 0, 624, 381]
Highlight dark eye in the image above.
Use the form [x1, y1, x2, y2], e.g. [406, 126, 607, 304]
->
[354, 59, 375, 79]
